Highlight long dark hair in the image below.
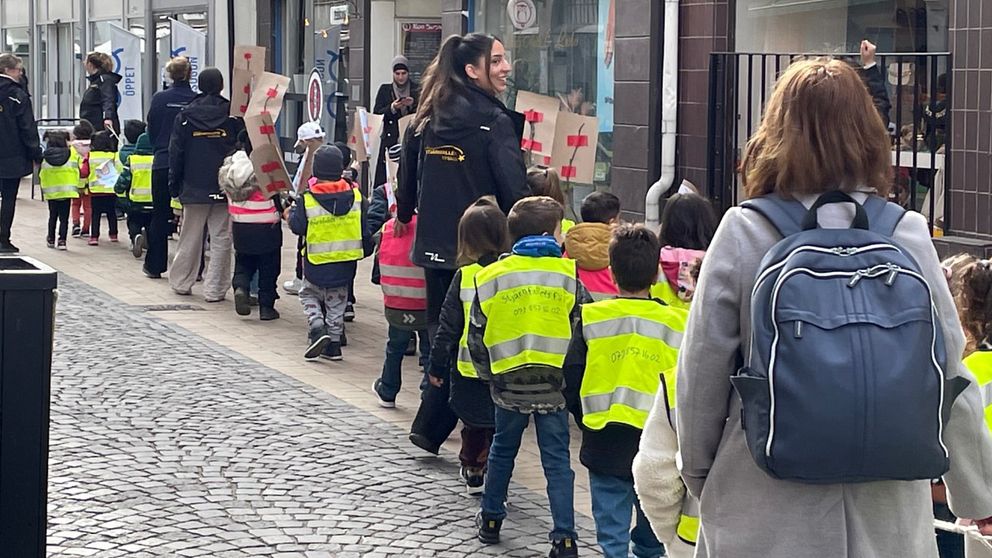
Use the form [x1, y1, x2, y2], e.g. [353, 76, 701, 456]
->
[414, 33, 497, 132]
[659, 193, 718, 250]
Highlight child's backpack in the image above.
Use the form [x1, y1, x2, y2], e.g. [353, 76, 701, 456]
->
[733, 191, 951, 483]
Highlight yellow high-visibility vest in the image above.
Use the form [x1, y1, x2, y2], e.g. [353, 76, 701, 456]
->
[87, 151, 121, 195]
[171, 198, 183, 211]
[965, 350, 992, 433]
[127, 154, 154, 204]
[677, 497, 700, 545]
[303, 189, 363, 264]
[456, 263, 483, 378]
[476, 255, 577, 374]
[649, 280, 692, 311]
[561, 218, 576, 235]
[39, 150, 80, 201]
[579, 298, 686, 430]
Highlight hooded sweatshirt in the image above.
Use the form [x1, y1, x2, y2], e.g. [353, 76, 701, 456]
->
[564, 222, 618, 300]
[168, 94, 242, 204]
[289, 179, 371, 288]
[79, 71, 122, 134]
[396, 84, 528, 270]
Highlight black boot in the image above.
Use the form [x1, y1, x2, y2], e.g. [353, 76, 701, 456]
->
[259, 306, 280, 321]
[234, 287, 251, 316]
[549, 537, 578, 558]
[476, 512, 502, 544]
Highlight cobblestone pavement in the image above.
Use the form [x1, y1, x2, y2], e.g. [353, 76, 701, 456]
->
[46, 275, 600, 557]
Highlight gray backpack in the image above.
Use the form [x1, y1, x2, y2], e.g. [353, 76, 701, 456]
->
[734, 192, 951, 483]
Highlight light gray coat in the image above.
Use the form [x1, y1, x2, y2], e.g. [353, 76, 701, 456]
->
[673, 194, 992, 557]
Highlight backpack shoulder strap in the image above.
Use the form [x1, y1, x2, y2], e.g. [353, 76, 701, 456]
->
[862, 195, 908, 237]
[739, 196, 807, 238]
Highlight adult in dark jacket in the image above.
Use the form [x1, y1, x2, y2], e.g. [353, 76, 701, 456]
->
[167, 68, 243, 303]
[395, 33, 529, 329]
[79, 52, 122, 138]
[857, 40, 892, 128]
[0, 53, 42, 252]
[144, 57, 197, 277]
[372, 55, 419, 187]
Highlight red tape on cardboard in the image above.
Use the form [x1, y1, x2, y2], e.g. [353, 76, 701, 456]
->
[567, 134, 589, 147]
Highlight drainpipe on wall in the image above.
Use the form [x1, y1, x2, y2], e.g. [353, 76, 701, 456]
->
[645, 0, 680, 231]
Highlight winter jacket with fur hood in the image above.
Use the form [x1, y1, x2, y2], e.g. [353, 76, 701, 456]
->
[563, 222, 618, 299]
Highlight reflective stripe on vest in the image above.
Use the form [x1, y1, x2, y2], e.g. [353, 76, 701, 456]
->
[40, 159, 80, 200]
[229, 191, 279, 224]
[579, 298, 687, 430]
[128, 155, 154, 203]
[650, 280, 692, 311]
[379, 217, 427, 311]
[456, 263, 484, 378]
[304, 189, 363, 264]
[477, 255, 577, 374]
[88, 151, 120, 194]
[677, 498, 700, 545]
[964, 350, 992, 433]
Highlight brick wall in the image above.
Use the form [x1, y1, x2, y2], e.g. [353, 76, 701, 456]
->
[611, 0, 663, 219]
[676, 0, 731, 194]
[947, 0, 992, 239]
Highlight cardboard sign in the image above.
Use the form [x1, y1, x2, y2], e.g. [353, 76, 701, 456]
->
[245, 71, 291, 121]
[249, 143, 292, 197]
[229, 68, 253, 118]
[515, 90, 560, 163]
[397, 114, 416, 144]
[234, 45, 266, 75]
[244, 112, 280, 155]
[347, 108, 383, 164]
[550, 112, 599, 184]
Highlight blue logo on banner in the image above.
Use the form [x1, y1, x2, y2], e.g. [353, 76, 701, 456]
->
[171, 46, 187, 57]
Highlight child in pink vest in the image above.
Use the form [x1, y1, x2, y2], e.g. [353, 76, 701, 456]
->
[219, 135, 283, 321]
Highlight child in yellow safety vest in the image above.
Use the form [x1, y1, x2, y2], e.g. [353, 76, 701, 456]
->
[288, 144, 370, 361]
[563, 224, 694, 558]
[115, 130, 154, 257]
[425, 198, 510, 494]
[39, 130, 80, 250]
[70, 120, 94, 238]
[86, 131, 122, 245]
[469, 196, 591, 557]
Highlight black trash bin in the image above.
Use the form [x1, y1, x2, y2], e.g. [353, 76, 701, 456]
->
[0, 256, 57, 557]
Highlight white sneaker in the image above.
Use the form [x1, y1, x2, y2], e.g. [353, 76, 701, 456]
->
[283, 277, 303, 295]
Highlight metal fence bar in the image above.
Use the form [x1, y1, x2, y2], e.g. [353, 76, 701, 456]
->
[706, 52, 952, 233]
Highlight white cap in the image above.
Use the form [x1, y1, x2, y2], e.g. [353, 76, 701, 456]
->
[295, 121, 325, 147]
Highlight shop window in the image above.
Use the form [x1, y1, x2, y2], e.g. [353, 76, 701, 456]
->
[473, 0, 616, 202]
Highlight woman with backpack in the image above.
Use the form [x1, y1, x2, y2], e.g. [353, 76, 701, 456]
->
[635, 58, 992, 556]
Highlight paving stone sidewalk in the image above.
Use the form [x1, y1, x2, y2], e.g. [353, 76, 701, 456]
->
[47, 275, 601, 557]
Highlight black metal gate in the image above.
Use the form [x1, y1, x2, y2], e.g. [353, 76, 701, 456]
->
[706, 52, 952, 234]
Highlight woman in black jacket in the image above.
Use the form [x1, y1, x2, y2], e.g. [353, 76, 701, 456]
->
[0, 53, 42, 253]
[395, 33, 528, 328]
[372, 55, 419, 187]
[79, 52, 122, 138]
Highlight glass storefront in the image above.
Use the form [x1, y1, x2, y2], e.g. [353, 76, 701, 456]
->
[472, 0, 616, 208]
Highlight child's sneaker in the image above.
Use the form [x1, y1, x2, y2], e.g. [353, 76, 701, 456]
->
[71, 224, 81, 237]
[549, 537, 578, 558]
[131, 234, 144, 258]
[283, 277, 303, 295]
[372, 380, 396, 408]
[305, 326, 332, 360]
[46, 237, 55, 249]
[57, 240, 67, 251]
[109, 234, 119, 243]
[88, 237, 99, 246]
[344, 303, 356, 322]
[461, 466, 485, 495]
[259, 307, 280, 321]
[476, 511, 502, 544]
[322, 341, 343, 361]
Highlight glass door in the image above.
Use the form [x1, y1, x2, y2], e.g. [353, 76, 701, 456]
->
[43, 23, 78, 121]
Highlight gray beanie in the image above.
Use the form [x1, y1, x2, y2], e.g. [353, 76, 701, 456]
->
[313, 145, 344, 181]
[391, 55, 410, 73]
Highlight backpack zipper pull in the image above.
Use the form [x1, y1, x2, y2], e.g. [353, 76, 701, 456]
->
[885, 264, 900, 286]
[848, 269, 867, 288]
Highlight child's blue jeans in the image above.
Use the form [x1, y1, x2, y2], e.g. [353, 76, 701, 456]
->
[481, 406, 577, 542]
[375, 325, 430, 400]
[588, 471, 665, 558]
